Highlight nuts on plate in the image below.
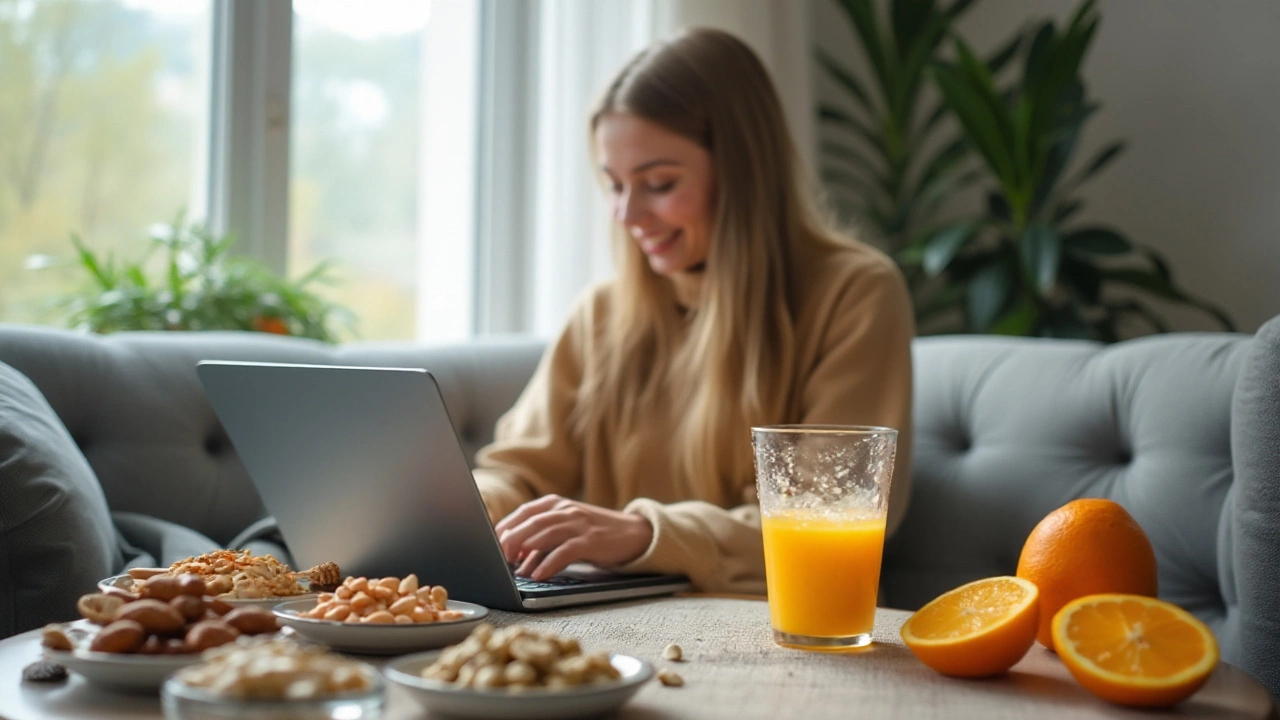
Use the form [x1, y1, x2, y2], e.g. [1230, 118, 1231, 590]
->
[422, 624, 621, 691]
[300, 574, 465, 625]
[155, 550, 311, 599]
[173, 636, 375, 699]
[43, 589, 279, 655]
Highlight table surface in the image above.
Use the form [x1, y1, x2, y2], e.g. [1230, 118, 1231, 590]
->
[0, 596, 1274, 720]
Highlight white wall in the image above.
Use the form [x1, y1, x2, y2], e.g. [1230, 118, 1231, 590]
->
[812, 0, 1280, 333]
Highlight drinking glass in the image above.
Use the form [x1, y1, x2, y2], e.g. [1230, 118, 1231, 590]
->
[752, 425, 898, 650]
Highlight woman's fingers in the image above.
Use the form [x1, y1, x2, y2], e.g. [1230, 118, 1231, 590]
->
[497, 508, 579, 561]
[527, 539, 589, 581]
[495, 494, 565, 535]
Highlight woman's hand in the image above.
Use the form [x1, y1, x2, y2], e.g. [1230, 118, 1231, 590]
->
[494, 495, 654, 581]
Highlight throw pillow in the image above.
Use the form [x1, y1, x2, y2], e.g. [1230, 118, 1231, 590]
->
[0, 360, 122, 637]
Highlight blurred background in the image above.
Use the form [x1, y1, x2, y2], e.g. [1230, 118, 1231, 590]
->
[1, 0, 1275, 343]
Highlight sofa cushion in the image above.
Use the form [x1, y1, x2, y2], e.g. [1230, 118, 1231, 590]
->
[1228, 314, 1280, 693]
[0, 361, 121, 636]
[888, 332, 1248, 642]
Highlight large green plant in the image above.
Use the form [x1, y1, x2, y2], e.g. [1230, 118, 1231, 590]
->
[817, 0, 1020, 257]
[41, 218, 354, 341]
[909, 0, 1233, 338]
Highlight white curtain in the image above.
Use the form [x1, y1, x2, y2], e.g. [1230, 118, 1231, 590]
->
[478, 0, 813, 338]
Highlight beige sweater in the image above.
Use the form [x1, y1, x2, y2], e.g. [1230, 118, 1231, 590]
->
[473, 240, 914, 594]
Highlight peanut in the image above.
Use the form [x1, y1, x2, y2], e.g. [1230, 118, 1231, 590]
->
[422, 624, 621, 690]
[658, 668, 684, 687]
[171, 595, 206, 622]
[41, 624, 73, 651]
[663, 643, 684, 661]
[77, 593, 126, 625]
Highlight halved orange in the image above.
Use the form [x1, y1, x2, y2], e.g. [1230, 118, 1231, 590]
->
[901, 576, 1039, 677]
[1052, 594, 1219, 707]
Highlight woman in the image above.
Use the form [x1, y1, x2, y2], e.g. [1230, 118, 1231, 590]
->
[473, 28, 914, 595]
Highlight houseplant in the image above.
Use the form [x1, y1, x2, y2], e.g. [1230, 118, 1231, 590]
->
[42, 218, 354, 341]
[915, 0, 1233, 338]
[817, 0, 1020, 263]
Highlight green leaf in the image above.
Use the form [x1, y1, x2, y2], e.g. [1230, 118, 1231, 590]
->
[834, 0, 894, 94]
[1063, 227, 1132, 255]
[988, 297, 1039, 336]
[1053, 199, 1083, 223]
[987, 192, 1011, 221]
[1060, 254, 1102, 303]
[822, 140, 885, 177]
[985, 29, 1022, 75]
[930, 58, 1016, 189]
[1068, 140, 1125, 188]
[1020, 224, 1060, 294]
[1102, 268, 1236, 331]
[815, 49, 877, 115]
[892, 0, 938, 69]
[922, 223, 977, 276]
[819, 103, 887, 155]
[821, 166, 879, 197]
[70, 234, 116, 290]
[967, 260, 1013, 331]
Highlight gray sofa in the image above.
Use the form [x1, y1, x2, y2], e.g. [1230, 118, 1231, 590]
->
[0, 318, 1276, 696]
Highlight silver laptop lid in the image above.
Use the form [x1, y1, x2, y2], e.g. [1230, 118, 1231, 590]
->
[196, 361, 527, 611]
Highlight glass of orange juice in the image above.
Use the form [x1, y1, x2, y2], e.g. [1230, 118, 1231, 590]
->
[752, 425, 898, 651]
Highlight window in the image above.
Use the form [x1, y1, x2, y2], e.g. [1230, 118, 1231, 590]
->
[0, 0, 213, 323]
[289, 0, 478, 342]
[1, 0, 479, 342]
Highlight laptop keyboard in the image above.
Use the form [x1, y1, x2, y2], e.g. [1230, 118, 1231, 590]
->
[509, 563, 589, 591]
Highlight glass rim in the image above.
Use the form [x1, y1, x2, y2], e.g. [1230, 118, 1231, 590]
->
[751, 424, 898, 436]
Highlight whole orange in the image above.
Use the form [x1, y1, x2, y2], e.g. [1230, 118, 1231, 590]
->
[1016, 498, 1158, 650]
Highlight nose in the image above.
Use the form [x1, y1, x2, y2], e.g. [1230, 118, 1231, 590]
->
[614, 189, 647, 230]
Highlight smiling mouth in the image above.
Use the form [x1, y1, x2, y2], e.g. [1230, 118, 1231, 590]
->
[641, 230, 681, 255]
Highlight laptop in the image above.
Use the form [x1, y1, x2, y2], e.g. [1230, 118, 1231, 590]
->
[195, 360, 691, 611]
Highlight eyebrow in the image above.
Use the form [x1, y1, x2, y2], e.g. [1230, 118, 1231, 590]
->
[601, 159, 682, 175]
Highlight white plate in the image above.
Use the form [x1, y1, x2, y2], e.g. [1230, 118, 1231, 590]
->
[44, 647, 203, 692]
[98, 574, 318, 608]
[271, 599, 489, 655]
[383, 650, 653, 720]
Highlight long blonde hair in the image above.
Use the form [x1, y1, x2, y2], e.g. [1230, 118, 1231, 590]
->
[579, 28, 846, 503]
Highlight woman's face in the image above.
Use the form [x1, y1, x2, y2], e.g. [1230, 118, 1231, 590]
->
[594, 112, 714, 276]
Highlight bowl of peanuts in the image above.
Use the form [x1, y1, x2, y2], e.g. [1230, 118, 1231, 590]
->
[270, 574, 488, 655]
[161, 636, 384, 720]
[383, 623, 653, 720]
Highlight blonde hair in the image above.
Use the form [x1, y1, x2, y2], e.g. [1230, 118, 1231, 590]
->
[579, 28, 846, 503]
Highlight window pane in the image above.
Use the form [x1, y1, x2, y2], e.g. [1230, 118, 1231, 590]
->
[0, 0, 212, 324]
[290, 0, 435, 342]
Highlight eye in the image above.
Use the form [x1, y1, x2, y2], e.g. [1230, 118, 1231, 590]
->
[646, 180, 675, 193]
[608, 182, 623, 195]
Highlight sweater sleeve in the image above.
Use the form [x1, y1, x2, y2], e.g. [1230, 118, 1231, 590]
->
[471, 303, 589, 524]
[618, 255, 915, 593]
[795, 258, 916, 536]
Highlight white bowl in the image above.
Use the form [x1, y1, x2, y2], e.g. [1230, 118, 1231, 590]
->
[271, 599, 489, 655]
[45, 647, 204, 692]
[383, 650, 654, 720]
[98, 574, 318, 609]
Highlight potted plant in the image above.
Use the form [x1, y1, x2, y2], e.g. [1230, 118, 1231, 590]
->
[38, 217, 354, 342]
[910, 0, 1232, 338]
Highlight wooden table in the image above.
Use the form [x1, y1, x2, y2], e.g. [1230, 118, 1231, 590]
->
[0, 596, 1273, 720]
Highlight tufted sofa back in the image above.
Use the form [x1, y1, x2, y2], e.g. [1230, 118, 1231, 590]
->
[0, 325, 544, 545]
[1, 319, 1276, 694]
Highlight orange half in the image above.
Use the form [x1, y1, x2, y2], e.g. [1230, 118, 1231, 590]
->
[1052, 594, 1219, 707]
[901, 576, 1039, 677]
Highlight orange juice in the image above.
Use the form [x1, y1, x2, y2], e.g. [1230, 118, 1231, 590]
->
[761, 513, 886, 640]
